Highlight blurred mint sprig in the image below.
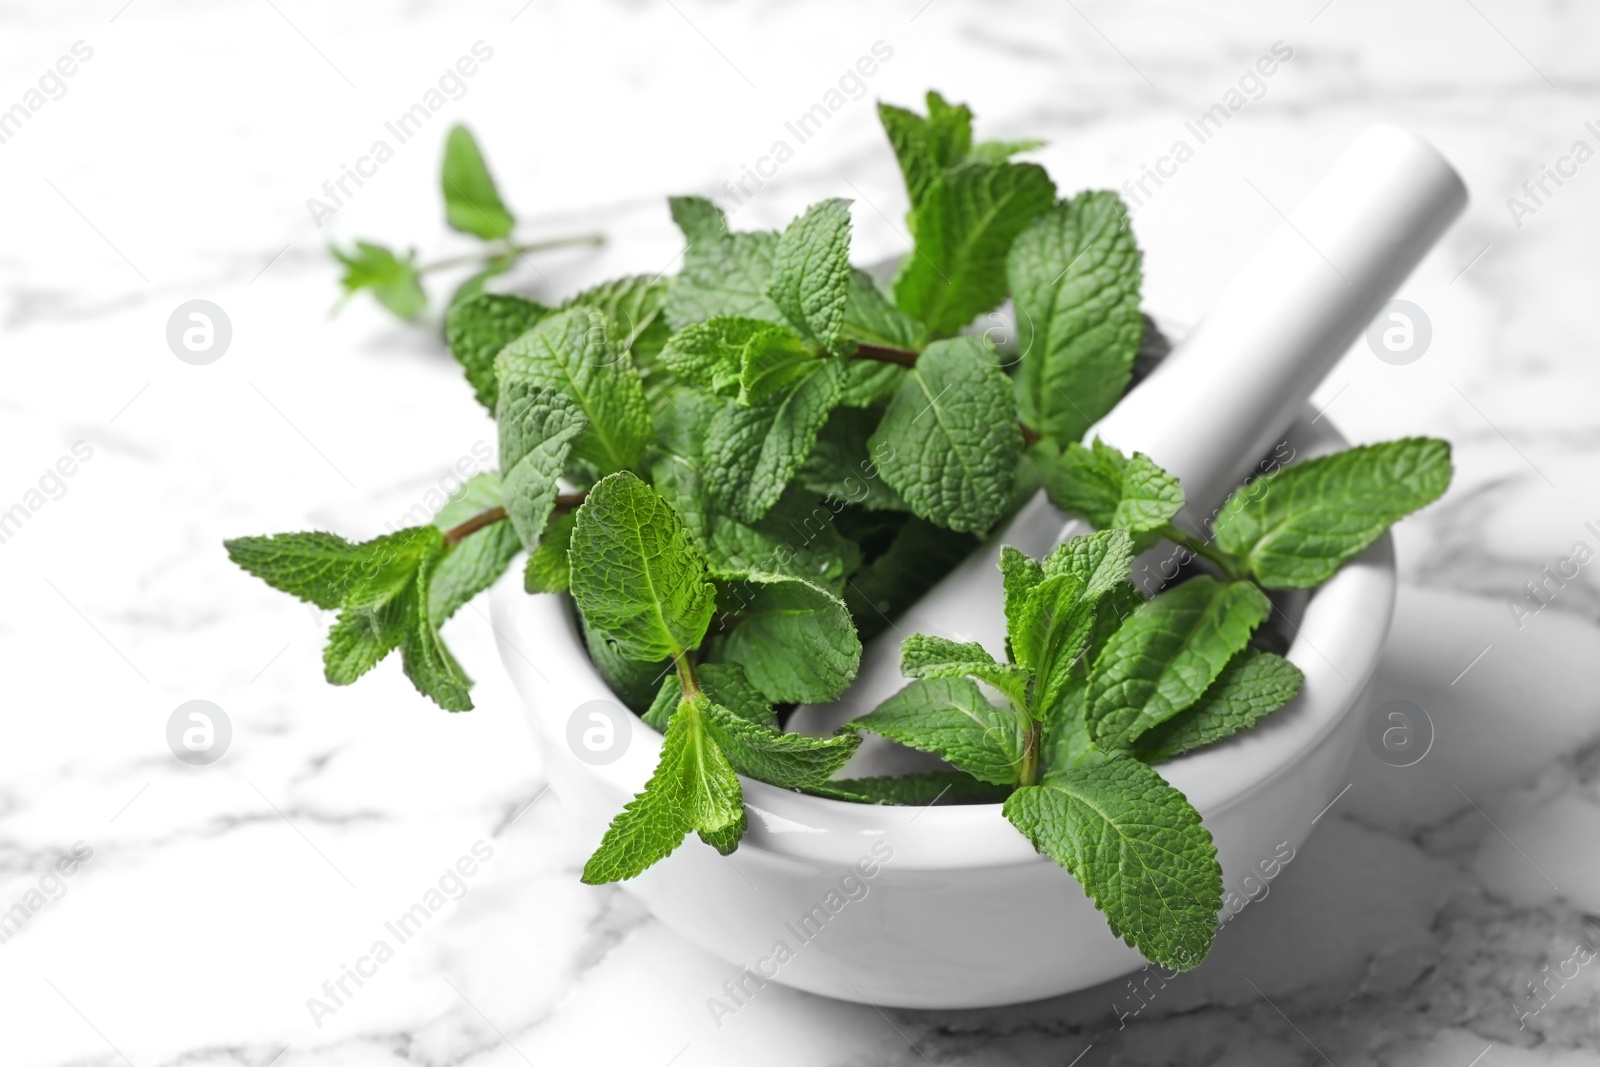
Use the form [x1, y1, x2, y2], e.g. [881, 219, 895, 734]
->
[331, 125, 604, 321]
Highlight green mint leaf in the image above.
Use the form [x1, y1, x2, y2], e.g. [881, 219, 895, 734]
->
[332, 241, 426, 321]
[582, 693, 743, 883]
[900, 633, 1030, 709]
[495, 307, 651, 475]
[969, 139, 1046, 163]
[892, 161, 1055, 337]
[843, 516, 978, 642]
[446, 293, 549, 411]
[1132, 650, 1304, 763]
[870, 336, 1023, 533]
[523, 508, 577, 594]
[717, 573, 861, 704]
[658, 317, 765, 397]
[1014, 573, 1095, 720]
[853, 676, 1028, 786]
[878, 92, 974, 217]
[441, 124, 514, 240]
[1044, 440, 1183, 534]
[703, 700, 860, 789]
[767, 198, 852, 351]
[560, 275, 672, 366]
[1212, 437, 1453, 589]
[999, 544, 1047, 627]
[1010, 192, 1143, 444]
[705, 360, 843, 522]
[1087, 576, 1271, 750]
[569, 472, 716, 662]
[664, 196, 785, 329]
[1040, 677, 1092, 774]
[655, 453, 851, 591]
[698, 810, 748, 855]
[496, 380, 587, 549]
[841, 269, 926, 353]
[429, 473, 521, 624]
[809, 771, 1011, 806]
[1042, 529, 1135, 602]
[798, 407, 909, 511]
[323, 598, 405, 686]
[582, 611, 669, 713]
[1003, 753, 1221, 970]
[226, 530, 390, 610]
[739, 324, 823, 405]
[400, 541, 474, 711]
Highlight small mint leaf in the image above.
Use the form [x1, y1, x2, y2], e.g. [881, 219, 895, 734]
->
[1132, 650, 1304, 763]
[441, 124, 514, 241]
[853, 676, 1028, 786]
[332, 241, 426, 321]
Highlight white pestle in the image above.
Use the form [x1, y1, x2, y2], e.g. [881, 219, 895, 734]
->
[791, 124, 1467, 758]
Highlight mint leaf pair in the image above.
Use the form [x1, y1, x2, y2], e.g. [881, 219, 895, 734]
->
[1042, 438, 1183, 537]
[332, 242, 426, 321]
[570, 472, 859, 879]
[225, 527, 472, 710]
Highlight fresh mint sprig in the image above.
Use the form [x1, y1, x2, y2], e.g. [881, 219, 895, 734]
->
[333, 124, 603, 321]
[226, 93, 1455, 967]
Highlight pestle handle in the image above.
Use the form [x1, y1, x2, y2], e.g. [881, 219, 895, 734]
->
[793, 125, 1466, 741]
[1092, 123, 1467, 532]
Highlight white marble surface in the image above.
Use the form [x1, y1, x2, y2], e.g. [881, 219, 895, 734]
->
[4, 0, 1600, 1063]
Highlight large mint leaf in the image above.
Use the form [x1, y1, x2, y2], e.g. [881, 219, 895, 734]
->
[853, 676, 1028, 786]
[704, 360, 843, 522]
[429, 473, 521, 624]
[877, 91, 974, 217]
[1004, 754, 1222, 970]
[496, 380, 587, 549]
[445, 293, 549, 411]
[441, 124, 514, 240]
[1087, 576, 1271, 750]
[1044, 439, 1184, 535]
[767, 198, 852, 351]
[495, 307, 651, 475]
[870, 336, 1022, 533]
[717, 574, 860, 704]
[568, 472, 716, 662]
[664, 196, 784, 329]
[1010, 192, 1143, 444]
[892, 161, 1055, 337]
[1132, 650, 1304, 763]
[1212, 437, 1452, 589]
[582, 693, 743, 883]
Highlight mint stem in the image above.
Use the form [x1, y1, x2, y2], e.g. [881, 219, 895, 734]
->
[1157, 523, 1246, 581]
[442, 490, 587, 545]
[418, 233, 605, 274]
[851, 343, 920, 367]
